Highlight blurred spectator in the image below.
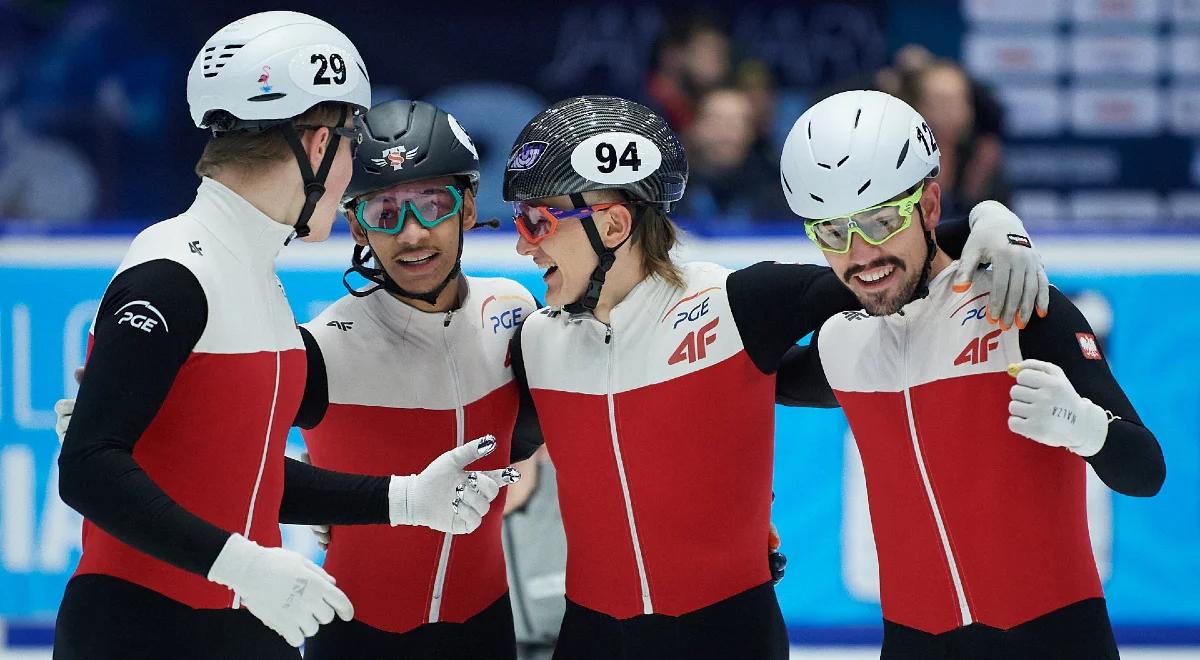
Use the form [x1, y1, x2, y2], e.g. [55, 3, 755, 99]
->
[676, 86, 789, 220]
[0, 111, 98, 223]
[646, 13, 733, 132]
[13, 0, 194, 220]
[735, 59, 777, 147]
[900, 58, 1009, 219]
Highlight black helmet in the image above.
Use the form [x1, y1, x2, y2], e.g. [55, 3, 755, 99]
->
[343, 99, 480, 205]
[502, 95, 687, 212]
[341, 100, 481, 306]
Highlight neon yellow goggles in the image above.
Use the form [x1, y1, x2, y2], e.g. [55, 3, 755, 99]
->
[803, 184, 924, 254]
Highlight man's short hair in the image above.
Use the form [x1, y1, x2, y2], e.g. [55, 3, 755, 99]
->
[194, 102, 351, 179]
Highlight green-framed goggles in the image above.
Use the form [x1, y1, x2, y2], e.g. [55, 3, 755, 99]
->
[353, 184, 463, 234]
[803, 184, 924, 254]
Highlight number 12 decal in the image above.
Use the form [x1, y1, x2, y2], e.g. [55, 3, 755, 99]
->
[311, 53, 347, 85]
[914, 121, 938, 156]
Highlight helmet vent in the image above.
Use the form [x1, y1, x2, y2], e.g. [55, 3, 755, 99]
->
[809, 193, 824, 203]
[202, 43, 244, 78]
[817, 162, 831, 169]
[837, 155, 849, 167]
[896, 139, 910, 169]
[782, 173, 793, 195]
[854, 108, 861, 128]
[248, 93, 287, 102]
[857, 179, 871, 195]
[807, 121, 812, 139]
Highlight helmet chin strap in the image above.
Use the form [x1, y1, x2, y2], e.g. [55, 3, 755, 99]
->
[280, 106, 348, 244]
[563, 192, 638, 315]
[341, 213, 466, 307]
[909, 204, 937, 304]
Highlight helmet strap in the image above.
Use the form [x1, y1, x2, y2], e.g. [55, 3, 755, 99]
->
[563, 199, 640, 315]
[340, 214, 466, 308]
[910, 205, 937, 303]
[281, 106, 348, 244]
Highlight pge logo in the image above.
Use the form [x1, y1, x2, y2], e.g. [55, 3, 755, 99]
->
[959, 307, 987, 326]
[950, 293, 990, 326]
[113, 300, 169, 334]
[492, 308, 523, 333]
[672, 297, 710, 329]
[481, 295, 532, 334]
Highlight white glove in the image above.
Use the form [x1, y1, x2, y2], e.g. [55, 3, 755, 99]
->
[1007, 359, 1109, 457]
[389, 435, 520, 534]
[207, 533, 353, 647]
[55, 398, 75, 444]
[953, 200, 1050, 329]
[299, 452, 332, 551]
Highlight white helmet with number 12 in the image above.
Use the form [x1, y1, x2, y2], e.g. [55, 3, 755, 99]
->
[780, 90, 938, 220]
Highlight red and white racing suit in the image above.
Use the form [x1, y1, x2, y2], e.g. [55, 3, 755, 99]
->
[298, 277, 539, 640]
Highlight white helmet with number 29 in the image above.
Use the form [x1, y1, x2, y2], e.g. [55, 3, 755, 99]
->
[780, 90, 939, 221]
[186, 11, 371, 132]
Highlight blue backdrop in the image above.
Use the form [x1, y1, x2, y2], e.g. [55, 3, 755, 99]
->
[0, 245, 1196, 643]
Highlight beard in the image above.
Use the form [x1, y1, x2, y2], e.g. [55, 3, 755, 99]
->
[845, 256, 921, 316]
[859, 269, 921, 316]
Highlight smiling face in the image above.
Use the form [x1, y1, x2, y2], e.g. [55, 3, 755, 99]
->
[513, 191, 630, 307]
[348, 175, 475, 297]
[822, 181, 943, 316]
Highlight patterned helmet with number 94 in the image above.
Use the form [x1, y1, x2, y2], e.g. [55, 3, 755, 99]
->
[502, 96, 688, 212]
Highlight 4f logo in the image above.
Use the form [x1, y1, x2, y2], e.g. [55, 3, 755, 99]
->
[114, 300, 169, 334]
[668, 317, 719, 365]
[954, 328, 1002, 366]
[188, 241, 203, 256]
[326, 321, 353, 331]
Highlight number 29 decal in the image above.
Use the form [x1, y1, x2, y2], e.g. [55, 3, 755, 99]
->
[289, 46, 360, 97]
[310, 53, 347, 85]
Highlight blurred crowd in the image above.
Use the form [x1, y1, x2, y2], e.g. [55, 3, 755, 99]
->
[0, 2, 1012, 226]
[644, 13, 1010, 223]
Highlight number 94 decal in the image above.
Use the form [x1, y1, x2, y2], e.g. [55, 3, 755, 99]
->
[570, 131, 663, 185]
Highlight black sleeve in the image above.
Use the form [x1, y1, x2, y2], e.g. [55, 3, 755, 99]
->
[727, 262, 859, 374]
[294, 326, 330, 429]
[1019, 287, 1165, 497]
[936, 219, 970, 260]
[278, 458, 391, 525]
[508, 321, 545, 462]
[58, 259, 231, 577]
[775, 339, 839, 408]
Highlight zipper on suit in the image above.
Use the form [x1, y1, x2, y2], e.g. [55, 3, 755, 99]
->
[603, 323, 653, 614]
[235, 273, 284, 608]
[429, 308, 463, 622]
[899, 314, 972, 625]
